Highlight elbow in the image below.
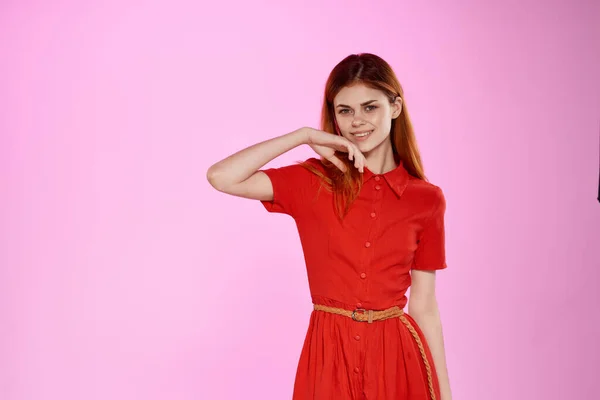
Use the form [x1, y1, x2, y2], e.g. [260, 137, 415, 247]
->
[206, 166, 217, 187]
[206, 165, 225, 191]
[409, 306, 440, 321]
[408, 306, 442, 329]
[408, 297, 440, 319]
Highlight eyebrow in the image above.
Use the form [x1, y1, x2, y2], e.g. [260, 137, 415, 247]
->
[336, 100, 379, 108]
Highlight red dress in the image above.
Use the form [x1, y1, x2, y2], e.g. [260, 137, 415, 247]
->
[260, 157, 448, 400]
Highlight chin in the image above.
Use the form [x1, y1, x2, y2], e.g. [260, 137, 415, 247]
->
[355, 141, 374, 152]
[357, 137, 389, 155]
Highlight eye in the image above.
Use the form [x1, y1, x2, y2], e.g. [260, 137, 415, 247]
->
[365, 105, 377, 112]
[339, 109, 351, 114]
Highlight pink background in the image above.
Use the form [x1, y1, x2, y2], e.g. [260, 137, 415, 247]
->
[1, 1, 599, 399]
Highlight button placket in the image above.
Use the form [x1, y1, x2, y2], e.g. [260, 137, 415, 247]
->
[363, 175, 383, 278]
[358, 174, 384, 327]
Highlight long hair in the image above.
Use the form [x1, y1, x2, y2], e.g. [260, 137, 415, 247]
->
[303, 53, 427, 219]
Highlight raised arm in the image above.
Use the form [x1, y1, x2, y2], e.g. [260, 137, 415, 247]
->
[206, 127, 365, 201]
[206, 128, 309, 201]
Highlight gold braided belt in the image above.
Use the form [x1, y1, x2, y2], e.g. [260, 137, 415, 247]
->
[313, 304, 404, 324]
[312, 303, 437, 400]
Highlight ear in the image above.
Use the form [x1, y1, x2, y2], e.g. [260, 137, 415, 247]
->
[391, 96, 403, 119]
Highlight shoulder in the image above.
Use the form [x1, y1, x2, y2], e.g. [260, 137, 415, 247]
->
[301, 157, 327, 171]
[269, 157, 325, 171]
[405, 176, 446, 212]
[287, 157, 329, 179]
[262, 157, 327, 182]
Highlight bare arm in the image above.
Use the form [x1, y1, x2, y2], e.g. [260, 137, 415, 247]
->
[408, 270, 452, 400]
[206, 127, 365, 201]
[206, 128, 309, 201]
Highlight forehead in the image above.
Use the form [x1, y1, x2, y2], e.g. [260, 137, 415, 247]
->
[334, 84, 387, 106]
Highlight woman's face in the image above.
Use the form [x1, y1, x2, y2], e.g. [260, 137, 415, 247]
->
[333, 83, 402, 155]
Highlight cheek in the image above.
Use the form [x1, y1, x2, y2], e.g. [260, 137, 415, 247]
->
[335, 117, 352, 132]
[374, 110, 391, 122]
[375, 111, 393, 125]
[373, 115, 392, 134]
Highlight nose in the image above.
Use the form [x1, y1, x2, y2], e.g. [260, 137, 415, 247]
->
[352, 117, 366, 127]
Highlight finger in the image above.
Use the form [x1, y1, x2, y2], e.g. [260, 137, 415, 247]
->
[352, 146, 361, 168]
[356, 150, 365, 173]
[344, 143, 351, 160]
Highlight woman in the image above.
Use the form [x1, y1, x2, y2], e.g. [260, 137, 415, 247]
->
[207, 53, 452, 400]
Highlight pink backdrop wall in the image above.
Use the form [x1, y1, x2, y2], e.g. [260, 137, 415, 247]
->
[1, 1, 599, 399]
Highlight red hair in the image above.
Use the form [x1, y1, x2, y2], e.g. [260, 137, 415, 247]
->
[302, 53, 427, 219]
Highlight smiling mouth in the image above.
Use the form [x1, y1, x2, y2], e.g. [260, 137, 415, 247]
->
[352, 130, 373, 138]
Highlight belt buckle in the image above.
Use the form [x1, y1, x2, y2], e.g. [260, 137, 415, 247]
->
[351, 308, 367, 322]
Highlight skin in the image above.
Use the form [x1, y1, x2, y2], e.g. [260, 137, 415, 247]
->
[332, 83, 402, 175]
[206, 83, 452, 400]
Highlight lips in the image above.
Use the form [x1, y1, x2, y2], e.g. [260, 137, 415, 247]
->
[352, 130, 373, 139]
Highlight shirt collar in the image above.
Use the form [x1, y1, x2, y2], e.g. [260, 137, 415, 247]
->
[362, 158, 410, 198]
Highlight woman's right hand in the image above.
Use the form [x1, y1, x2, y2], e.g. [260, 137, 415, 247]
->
[303, 128, 365, 173]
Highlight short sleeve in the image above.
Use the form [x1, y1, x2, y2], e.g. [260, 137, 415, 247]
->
[259, 158, 321, 218]
[412, 186, 448, 271]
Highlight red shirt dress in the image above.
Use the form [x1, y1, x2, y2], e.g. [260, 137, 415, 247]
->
[260, 157, 448, 400]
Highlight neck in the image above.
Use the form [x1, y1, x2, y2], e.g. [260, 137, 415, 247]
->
[364, 143, 397, 174]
